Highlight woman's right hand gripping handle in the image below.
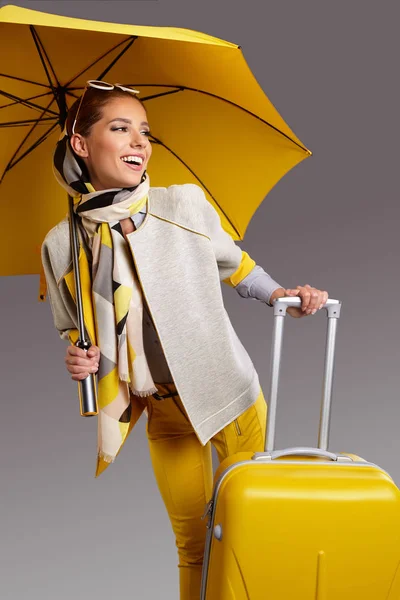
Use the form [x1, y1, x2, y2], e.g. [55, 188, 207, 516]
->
[65, 344, 100, 381]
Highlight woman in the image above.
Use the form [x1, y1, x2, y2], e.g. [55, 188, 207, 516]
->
[41, 81, 329, 599]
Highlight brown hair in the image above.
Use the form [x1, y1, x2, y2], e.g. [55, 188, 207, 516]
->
[66, 87, 146, 138]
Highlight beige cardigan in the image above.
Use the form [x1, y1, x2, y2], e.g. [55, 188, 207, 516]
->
[41, 184, 261, 460]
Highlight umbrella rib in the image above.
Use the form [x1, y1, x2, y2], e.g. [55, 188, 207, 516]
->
[0, 122, 59, 183]
[0, 73, 49, 88]
[1, 96, 58, 182]
[30, 26, 60, 90]
[65, 36, 138, 88]
[140, 89, 184, 102]
[65, 90, 81, 101]
[0, 117, 57, 128]
[0, 90, 58, 116]
[150, 133, 241, 239]
[134, 84, 310, 154]
[96, 36, 138, 82]
[29, 27, 74, 124]
[0, 91, 53, 110]
[190, 88, 309, 153]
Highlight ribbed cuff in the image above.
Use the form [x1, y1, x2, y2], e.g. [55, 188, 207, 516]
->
[235, 265, 283, 306]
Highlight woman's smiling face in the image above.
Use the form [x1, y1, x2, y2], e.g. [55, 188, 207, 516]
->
[70, 95, 152, 190]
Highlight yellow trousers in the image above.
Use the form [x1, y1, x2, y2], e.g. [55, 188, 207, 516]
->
[139, 382, 267, 600]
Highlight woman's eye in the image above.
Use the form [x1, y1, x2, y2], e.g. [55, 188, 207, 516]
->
[111, 127, 151, 136]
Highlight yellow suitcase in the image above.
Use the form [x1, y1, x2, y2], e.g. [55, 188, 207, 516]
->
[201, 298, 400, 599]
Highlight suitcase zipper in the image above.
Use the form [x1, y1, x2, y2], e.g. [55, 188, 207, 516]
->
[200, 498, 216, 599]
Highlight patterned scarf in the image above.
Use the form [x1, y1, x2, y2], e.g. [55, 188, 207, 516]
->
[53, 128, 158, 463]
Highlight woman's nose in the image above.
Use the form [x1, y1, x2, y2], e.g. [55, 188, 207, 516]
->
[130, 132, 148, 148]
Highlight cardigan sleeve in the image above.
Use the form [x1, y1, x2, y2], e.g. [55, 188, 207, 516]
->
[196, 185, 283, 303]
[197, 187, 246, 281]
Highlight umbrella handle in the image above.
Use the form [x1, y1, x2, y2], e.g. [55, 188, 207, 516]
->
[68, 195, 99, 417]
[78, 375, 98, 417]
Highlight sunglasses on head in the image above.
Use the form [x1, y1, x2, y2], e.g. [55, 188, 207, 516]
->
[71, 80, 140, 136]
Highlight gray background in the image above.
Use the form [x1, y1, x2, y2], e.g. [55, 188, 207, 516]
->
[1, 1, 399, 598]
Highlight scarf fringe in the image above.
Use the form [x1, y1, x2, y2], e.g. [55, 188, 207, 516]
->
[129, 384, 159, 398]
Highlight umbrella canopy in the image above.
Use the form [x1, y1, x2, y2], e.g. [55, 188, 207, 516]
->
[0, 4, 311, 277]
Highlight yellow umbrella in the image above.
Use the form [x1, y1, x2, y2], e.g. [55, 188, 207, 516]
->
[0, 3, 311, 282]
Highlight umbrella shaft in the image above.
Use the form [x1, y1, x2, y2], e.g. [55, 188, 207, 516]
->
[68, 194, 87, 344]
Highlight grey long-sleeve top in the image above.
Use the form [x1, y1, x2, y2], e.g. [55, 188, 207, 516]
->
[131, 208, 283, 384]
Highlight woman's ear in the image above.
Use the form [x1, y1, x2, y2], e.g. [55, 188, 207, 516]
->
[70, 133, 89, 158]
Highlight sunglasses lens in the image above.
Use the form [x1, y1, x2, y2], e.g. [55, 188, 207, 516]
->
[115, 84, 140, 95]
[88, 80, 114, 90]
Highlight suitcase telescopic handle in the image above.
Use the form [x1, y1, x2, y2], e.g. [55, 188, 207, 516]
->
[265, 297, 342, 454]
